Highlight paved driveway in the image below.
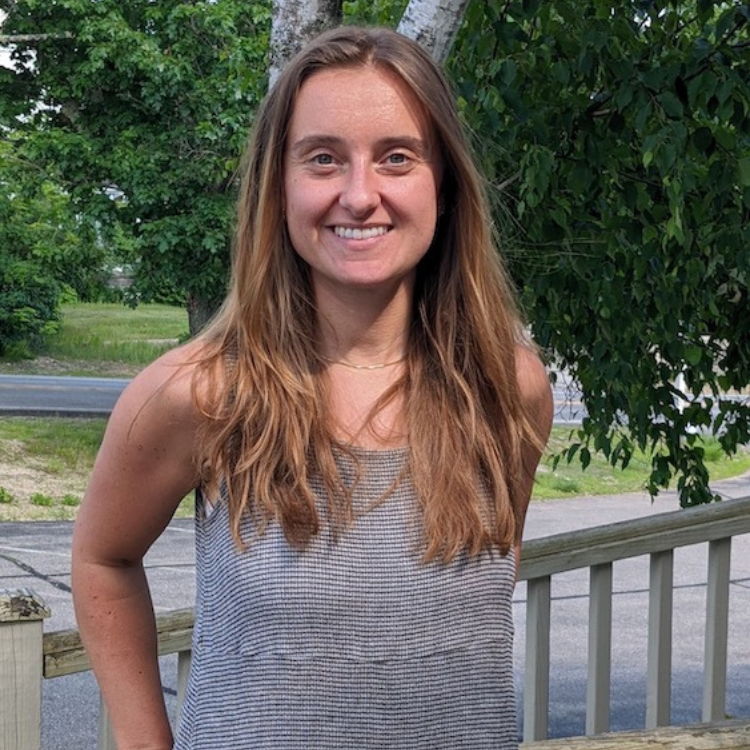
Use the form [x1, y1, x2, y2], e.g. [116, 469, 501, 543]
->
[1, 475, 749, 748]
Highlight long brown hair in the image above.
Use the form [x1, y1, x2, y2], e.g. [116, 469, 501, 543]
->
[194, 26, 539, 561]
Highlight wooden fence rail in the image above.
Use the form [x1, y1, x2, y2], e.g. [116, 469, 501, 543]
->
[517, 494, 750, 742]
[2, 494, 750, 749]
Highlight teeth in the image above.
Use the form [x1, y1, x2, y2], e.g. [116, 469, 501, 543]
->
[333, 226, 389, 240]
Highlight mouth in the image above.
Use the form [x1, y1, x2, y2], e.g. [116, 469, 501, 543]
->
[331, 225, 392, 240]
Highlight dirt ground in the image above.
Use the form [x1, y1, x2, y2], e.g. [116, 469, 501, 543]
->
[0, 440, 86, 521]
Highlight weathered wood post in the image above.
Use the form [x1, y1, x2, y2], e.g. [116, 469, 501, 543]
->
[0, 588, 50, 750]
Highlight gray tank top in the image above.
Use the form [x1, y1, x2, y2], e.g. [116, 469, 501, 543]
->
[175, 447, 519, 749]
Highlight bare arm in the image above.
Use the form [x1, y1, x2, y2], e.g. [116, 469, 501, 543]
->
[72, 346, 202, 749]
[512, 346, 554, 575]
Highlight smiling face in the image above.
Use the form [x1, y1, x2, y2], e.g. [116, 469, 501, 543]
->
[283, 65, 441, 302]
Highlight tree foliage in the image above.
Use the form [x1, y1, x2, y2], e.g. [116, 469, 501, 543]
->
[0, 0, 271, 331]
[0, 252, 59, 358]
[0, 136, 111, 295]
[0, 136, 108, 356]
[447, 0, 750, 504]
[1, 0, 748, 504]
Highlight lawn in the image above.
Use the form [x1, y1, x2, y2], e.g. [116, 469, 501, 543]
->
[0, 418, 747, 522]
[1, 302, 747, 519]
[534, 428, 750, 500]
[0, 302, 189, 377]
[0, 417, 194, 521]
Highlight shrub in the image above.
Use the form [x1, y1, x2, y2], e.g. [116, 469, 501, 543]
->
[0, 255, 60, 356]
[0, 487, 14, 504]
[30, 492, 54, 507]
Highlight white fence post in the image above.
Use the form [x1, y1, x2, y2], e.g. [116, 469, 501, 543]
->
[524, 576, 551, 742]
[586, 562, 613, 735]
[646, 550, 674, 729]
[0, 588, 50, 750]
[703, 537, 731, 721]
[98, 694, 117, 750]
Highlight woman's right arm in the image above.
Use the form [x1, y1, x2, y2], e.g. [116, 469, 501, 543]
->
[72, 346, 203, 749]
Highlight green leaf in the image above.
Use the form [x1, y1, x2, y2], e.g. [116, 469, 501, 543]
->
[684, 344, 703, 366]
[691, 127, 713, 152]
[566, 443, 581, 462]
[659, 92, 683, 119]
[580, 447, 591, 470]
[738, 157, 750, 187]
[697, 0, 714, 22]
[714, 128, 736, 150]
[501, 59, 518, 86]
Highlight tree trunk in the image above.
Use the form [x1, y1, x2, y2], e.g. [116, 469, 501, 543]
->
[397, 0, 471, 64]
[269, 0, 343, 87]
[187, 294, 220, 337]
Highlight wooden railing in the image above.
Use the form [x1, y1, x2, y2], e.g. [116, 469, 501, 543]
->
[44, 608, 194, 748]
[518, 493, 750, 742]
[2, 494, 749, 749]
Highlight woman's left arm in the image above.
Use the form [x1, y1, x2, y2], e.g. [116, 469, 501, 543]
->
[513, 346, 554, 575]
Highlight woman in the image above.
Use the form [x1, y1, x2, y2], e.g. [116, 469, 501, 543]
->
[72, 25, 553, 750]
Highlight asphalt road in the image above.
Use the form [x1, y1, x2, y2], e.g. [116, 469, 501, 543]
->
[2, 475, 749, 749]
[0, 372, 745, 425]
[0, 373, 586, 423]
[0, 375, 129, 417]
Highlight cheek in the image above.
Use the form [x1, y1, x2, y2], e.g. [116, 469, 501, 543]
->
[284, 176, 326, 224]
[417, 169, 440, 205]
[283, 180, 308, 232]
[282, 175, 296, 216]
[283, 183, 317, 260]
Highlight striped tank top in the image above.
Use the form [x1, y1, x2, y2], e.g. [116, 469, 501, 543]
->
[174, 446, 519, 749]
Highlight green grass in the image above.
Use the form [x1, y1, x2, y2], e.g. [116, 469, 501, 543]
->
[0, 416, 193, 521]
[0, 302, 189, 377]
[534, 430, 750, 500]
[30, 492, 54, 507]
[0, 417, 105, 474]
[0, 418, 747, 521]
[45, 302, 189, 364]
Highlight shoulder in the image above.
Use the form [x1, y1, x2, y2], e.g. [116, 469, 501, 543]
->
[514, 343, 554, 438]
[515, 344, 552, 403]
[103, 338, 216, 472]
[117, 339, 205, 426]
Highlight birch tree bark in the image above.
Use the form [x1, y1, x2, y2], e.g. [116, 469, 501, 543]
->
[397, 0, 471, 64]
[0, 33, 72, 43]
[269, 0, 342, 87]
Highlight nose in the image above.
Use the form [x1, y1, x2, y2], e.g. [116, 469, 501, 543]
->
[338, 161, 380, 217]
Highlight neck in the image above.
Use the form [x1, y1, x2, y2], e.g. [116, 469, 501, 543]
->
[314, 279, 413, 367]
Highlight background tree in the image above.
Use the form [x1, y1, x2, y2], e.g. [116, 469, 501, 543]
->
[1, 0, 271, 333]
[2, 0, 748, 506]
[0, 136, 111, 355]
[445, 0, 750, 504]
[269, 0, 341, 84]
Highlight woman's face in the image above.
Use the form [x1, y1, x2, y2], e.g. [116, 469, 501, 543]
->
[283, 65, 441, 300]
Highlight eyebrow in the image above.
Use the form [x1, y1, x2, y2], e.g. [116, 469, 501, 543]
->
[289, 134, 429, 158]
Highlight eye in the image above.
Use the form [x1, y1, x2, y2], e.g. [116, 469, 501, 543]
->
[385, 152, 410, 165]
[311, 153, 335, 166]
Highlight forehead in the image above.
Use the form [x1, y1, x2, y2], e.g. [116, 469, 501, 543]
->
[286, 65, 435, 147]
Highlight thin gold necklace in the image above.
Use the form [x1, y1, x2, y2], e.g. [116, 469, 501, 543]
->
[323, 355, 406, 371]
